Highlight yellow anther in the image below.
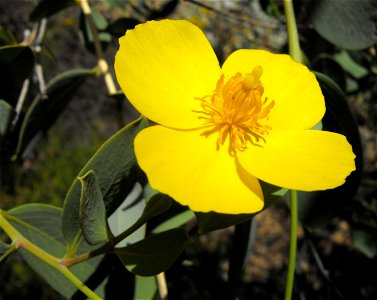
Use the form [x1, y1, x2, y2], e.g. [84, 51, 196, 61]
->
[195, 65, 274, 155]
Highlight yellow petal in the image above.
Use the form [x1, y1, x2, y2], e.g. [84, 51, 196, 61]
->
[237, 129, 355, 191]
[221, 49, 325, 130]
[135, 126, 264, 214]
[115, 20, 220, 129]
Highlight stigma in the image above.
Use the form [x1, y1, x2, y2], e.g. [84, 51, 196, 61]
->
[194, 66, 275, 155]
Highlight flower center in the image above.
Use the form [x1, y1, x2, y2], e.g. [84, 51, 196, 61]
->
[194, 66, 275, 155]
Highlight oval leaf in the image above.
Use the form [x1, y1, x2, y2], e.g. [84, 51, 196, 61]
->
[115, 228, 188, 276]
[0, 45, 35, 106]
[106, 17, 141, 38]
[29, 0, 76, 22]
[15, 68, 95, 158]
[62, 117, 148, 249]
[0, 100, 14, 138]
[4, 204, 102, 299]
[79, 10, 111, 55]
[310, 0, 377, 50]
[79, 170, 109, 245]
[0, 241, 13, 271]
[111, 192, 173, 246]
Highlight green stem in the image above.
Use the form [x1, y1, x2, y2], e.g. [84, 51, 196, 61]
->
[0, 242, 17, 264]
[63, 216, 146, 267]
[283, 0, 303, 63]
[284, 190, 298, 300]
[0, 210, 101, 300]
[283, 1, 301, 299]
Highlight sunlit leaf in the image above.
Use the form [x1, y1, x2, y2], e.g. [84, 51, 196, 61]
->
[310, 0, 377, 50]
[115, 228, 188, 276]
[111, 192, 173, 246]
[196, 181, 287, 233]
[30, 0, 76, 22]
[5, 204, 103, 299]
[15, 68, 94, 158]
[79, 170, 110, 245]
[291, 73, 363, 228]
[134, 276, 157, 300]
[108, 183, 146, 247]
[152, 209, 194, 234]
[62, 117, 148, 250]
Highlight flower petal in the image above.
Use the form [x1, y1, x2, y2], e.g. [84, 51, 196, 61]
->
[115, 20, 220, 129]
[237, 129, 356, 191]
[221, 49, 325, 130]
[135, 125, 264, 214]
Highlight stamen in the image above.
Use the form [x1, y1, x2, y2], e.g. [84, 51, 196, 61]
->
[194, 65, 275, 155]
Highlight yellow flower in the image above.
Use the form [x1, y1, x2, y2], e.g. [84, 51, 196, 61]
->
[115, 20, 356, 214]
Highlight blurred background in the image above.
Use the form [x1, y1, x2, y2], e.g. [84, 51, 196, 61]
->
[0, 0, 376, 299]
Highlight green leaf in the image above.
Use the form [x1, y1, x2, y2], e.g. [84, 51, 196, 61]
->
[0, 45, 35, 106]
[352, 229, 377, 258]
[134, 276, 157, 300]
[115, 228, 188, 276]
[0, 100, 14, 138]
[5, 204, 103, 299]
[111, 192, 173, 246]
[196, 181, 287, 233]
[105, 17, 140, 38]
[108, 183, 146, 247]
[0, 241, 13, 271]
[15, 68, 94, 158]
[29, 0, 76, 22]
[79, 10, 111, 55]
[228, 220, 256, 291]
[195, 211, 253, 234]
[62, 117, 148, 250]
[312, 54, 347, 91]
[138, 193, 172, 225]
[291, 73, 363, 228]
[0, 25, 17, 44]
[152, 209, 195, 234]
[310, 0, 377, 50]
[78, 170, 109, 245]
[334, 51, 369, 79]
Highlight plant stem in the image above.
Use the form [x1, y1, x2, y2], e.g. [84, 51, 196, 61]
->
[283, 1, 301, 299]
[78, 0, 117, 95]
[156, 272, 168, 300]
[63, 216, 146, 267]
[0, 210, 101, 300]
[284, 190, 298, 300]
[283, 0, 303, 63]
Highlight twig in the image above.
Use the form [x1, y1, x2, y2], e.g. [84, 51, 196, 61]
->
[11, 79, 30, 130]
[156, 272, 168, 300]
[33, 19, 48, 100]
[78, 0, 117, 95]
